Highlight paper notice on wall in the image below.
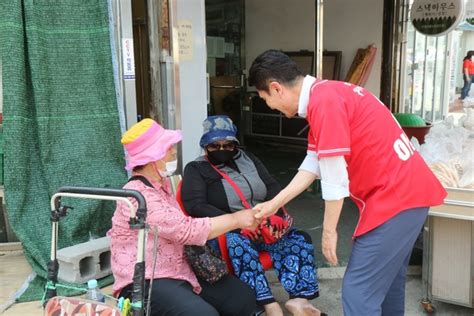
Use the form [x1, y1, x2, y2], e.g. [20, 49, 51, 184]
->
[122, 38, 135, 80]
[178, 20, 193, 61]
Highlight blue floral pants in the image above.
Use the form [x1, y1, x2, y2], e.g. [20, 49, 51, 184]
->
[226, 229, 319, 305]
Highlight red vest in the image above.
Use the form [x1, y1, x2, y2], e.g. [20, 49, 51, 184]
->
[306, 80, 446, 237]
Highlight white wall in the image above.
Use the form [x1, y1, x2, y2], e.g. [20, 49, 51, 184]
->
[177, 0, 208, 166]
[464, 32, 474, 49]
[245, 0, 315, 83]
[324, 0, 383, 96]
[245, 0, 383, 96]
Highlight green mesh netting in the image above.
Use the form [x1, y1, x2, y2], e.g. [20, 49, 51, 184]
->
[0, 0, 127, 301]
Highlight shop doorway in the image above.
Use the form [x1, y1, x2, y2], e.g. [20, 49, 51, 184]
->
[203, 0, 367, 267]
[131, 0, 152, 121]
[205, 0, 246, 142]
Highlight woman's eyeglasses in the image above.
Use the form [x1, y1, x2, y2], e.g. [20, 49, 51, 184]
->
[206, 142, 236, 151]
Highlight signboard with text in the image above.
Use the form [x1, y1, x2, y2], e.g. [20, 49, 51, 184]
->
[122, 38, 135, 80]
[410, 0, 464, 36]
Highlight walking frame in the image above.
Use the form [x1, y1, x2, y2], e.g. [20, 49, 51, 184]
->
[44, 186, 148, 316]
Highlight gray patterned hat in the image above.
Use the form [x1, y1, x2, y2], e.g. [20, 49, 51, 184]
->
[199, 115, 239, 147]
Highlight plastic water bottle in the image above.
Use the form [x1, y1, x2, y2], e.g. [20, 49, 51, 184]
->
[86, 279, 105, 303]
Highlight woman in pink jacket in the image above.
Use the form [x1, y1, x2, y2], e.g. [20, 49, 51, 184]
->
[108, 119, 258, 316]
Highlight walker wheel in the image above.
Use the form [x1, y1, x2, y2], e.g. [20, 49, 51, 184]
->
[421, 299, 435, 314]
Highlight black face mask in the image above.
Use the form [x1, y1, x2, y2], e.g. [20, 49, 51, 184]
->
[207, 149, 236, 165]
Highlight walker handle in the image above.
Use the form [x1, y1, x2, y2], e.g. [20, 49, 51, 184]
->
[53, 186, 147, 221]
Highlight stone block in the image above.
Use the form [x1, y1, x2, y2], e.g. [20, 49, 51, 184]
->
[57, 236, 111, 284]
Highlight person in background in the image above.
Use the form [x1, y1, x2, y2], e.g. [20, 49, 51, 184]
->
[108, 118, 257, 316]
[181, 115, 324, 316]
[460, 50, 474, 100]
[248, 50, 446, 316]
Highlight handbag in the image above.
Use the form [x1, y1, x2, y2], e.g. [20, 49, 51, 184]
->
[184, 244, 228, 284]
[207, 159, 293, 244]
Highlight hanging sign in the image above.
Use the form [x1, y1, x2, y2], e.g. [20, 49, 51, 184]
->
[122, 38, 135, 80]
[410, 0, 465, 36]
[466, 0, 474, 25]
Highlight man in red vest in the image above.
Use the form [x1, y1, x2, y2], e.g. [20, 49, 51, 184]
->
[248, 50, 446, 315]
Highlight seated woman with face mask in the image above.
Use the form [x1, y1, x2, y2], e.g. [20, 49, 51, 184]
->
[108, 118, 258, 316]
[181, 115, 324, 316]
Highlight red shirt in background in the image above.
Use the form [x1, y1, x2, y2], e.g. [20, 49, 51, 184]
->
[463, 59, 474, 75]
[306, 80, 446, 237]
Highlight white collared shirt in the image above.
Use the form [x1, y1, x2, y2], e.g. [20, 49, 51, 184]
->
[297, 75, 350, 201]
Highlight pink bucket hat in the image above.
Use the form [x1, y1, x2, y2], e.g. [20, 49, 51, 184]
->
[121, 118, 182, 170]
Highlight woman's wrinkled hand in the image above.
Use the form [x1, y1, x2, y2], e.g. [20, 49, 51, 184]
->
[233, 208, 260, 230]
[253, 200, 280, 219]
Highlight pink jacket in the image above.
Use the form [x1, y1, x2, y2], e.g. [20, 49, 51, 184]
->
[107, 175, 211, 296]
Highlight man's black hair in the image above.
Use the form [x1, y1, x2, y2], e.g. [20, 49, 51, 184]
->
[248, 49, 303, 92]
